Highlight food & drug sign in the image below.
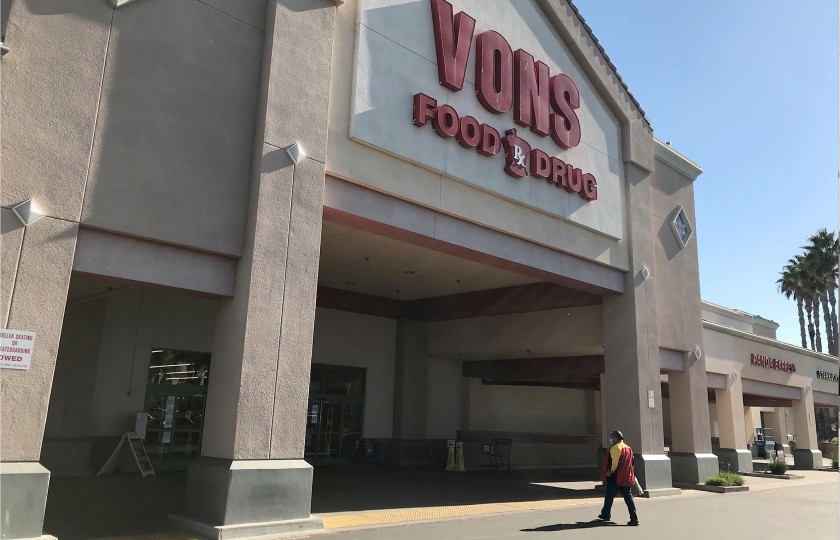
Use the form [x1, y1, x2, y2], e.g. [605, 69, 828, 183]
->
[411, 0, 598, 201]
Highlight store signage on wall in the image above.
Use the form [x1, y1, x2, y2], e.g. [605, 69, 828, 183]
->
[412, 0, 598, 201]
[750, 353, 796, 374]
[816, 370, 839, 382]
[0, 329, 36, 370]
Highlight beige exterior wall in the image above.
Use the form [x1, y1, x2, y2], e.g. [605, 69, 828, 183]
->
[45, 286, 217, 440]
[311, 308, 397, 438]
[428, 306, 603, 359]
[704, 322, 839, 398]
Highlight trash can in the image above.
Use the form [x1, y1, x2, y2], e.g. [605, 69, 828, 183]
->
[374, 441, 390, 463]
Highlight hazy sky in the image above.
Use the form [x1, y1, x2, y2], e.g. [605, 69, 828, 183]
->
[574, 0, 839, 348]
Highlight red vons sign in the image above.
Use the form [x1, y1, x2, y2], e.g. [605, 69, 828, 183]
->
[413, 0, 597, 202]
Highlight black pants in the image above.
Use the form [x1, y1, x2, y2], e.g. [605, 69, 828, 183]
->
[600, 478, 637, 522]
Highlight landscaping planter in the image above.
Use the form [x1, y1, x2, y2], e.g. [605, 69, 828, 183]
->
[740, 472, 805, 480]
[674, 482, 748, 494]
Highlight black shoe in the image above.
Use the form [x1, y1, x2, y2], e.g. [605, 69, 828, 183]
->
[596, 514, 610, 521]
[628, 520, 639, 526]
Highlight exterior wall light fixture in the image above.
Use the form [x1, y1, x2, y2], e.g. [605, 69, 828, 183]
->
[11, 198, 46, 226]
[286, 143, 306, 164]
[110, 0, 139, 7]
[693, 345, 702, 360]
[639, 265, 651, 280]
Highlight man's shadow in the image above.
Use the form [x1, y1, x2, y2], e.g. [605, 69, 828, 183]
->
[522, 520, 618, 532]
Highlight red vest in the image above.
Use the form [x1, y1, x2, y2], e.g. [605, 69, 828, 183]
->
[600, 442, 635, 487]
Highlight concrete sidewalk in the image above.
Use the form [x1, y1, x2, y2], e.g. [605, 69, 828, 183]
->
[46, 469, 840, 540]
[304, 474, 839, 540]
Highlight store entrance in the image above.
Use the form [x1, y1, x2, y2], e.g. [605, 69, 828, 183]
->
[305, 363, 365, 467]
[142, 348, 211, 471]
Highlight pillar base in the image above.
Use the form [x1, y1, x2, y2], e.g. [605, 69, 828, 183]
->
[634, 454, 680, 496]
[0, 462, 52, 540]
[669, 452, 719, 484]
[170, 458, 323, 538]
[714, 448, 753, 473]
[792, 449, 823, 470]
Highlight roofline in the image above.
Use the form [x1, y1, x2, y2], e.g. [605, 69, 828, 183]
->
[536, 0, 653, 131]
[702, 300, 780, 329]
[565, 0, 652, 130]
[654, 139, 703, 180]
[703, 320, 839, 365]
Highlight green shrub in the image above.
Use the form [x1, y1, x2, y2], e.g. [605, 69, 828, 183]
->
[768, 456, 788, 475]
[831, 437, 838, 445]
[832, 453, 838, 470]
[789, 440, 797, 450]
[705, 471, 745, 487]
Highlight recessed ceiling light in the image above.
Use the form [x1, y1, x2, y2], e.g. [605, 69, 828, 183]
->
[404, 270, 416, 275]
[345, 281, 356, 286]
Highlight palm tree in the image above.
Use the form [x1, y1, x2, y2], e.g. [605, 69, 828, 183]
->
[803, 230, 839, 355]
[778, 260, 808, 349]
[779, 231, 839, 356]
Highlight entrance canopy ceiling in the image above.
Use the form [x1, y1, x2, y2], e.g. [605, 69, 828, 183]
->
[319, 220, 540, 300]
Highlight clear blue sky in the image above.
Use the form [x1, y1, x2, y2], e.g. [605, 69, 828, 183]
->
[574, 0, 839, 348]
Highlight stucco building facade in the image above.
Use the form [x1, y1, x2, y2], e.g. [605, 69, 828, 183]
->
[1, 1, 837, 538]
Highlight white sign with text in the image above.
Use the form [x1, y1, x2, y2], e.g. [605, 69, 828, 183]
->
[0, 330, 36, 370]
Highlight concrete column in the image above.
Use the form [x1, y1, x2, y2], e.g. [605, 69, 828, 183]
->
[766, 408, 790, 455]
[668, 353, 719, 484]
[595, 374, 609, 446]
[744, 406, 760, 456]
[792, 386, 821, 469]
[603, 160, 677, 497]
[713, 373, 752, 472]
[0, 214, 76, 540]
[392, 320, 429, 463]
[174, 2, 336, 538]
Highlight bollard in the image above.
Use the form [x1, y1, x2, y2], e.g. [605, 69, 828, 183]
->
[456, 441, 466, 472]
[446, 439, 456, 471]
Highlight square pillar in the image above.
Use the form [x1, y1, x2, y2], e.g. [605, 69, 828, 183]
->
[668, 352, 718, 484]
[172, 1, 337, 537]
[766, 408, 790, 454]
[602, 162, 677, 497]
[792, 386, 821, 469]
[744, 406, 759, 453]
[1, 214, 77, 540]
[392, 319, 429, 463]
[713, 373, 752, 472]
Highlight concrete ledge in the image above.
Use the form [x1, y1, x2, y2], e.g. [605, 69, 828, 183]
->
[674, 482, 749, 494]
[642, 487, 682, 498]
[169, 513, 323, 540]
[0, 462, 51, 540]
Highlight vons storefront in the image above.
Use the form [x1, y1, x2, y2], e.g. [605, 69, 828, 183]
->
[1, 1, 837, 538]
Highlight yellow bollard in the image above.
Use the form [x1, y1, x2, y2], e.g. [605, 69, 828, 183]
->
[455, 441, 466, 472]
[446, 440, 456, 471]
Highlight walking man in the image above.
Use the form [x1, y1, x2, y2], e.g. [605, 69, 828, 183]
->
[597, 430, 639, 526]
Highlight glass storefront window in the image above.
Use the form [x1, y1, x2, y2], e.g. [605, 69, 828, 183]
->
[147, 349, 211, 386]
[143, 348, 211, 469]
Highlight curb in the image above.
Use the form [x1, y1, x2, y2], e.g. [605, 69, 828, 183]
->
[673, 482, 749, 494]
[740, 472, 805, 480]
